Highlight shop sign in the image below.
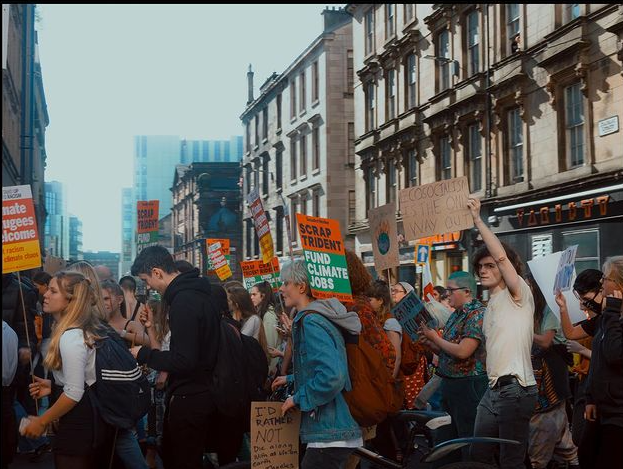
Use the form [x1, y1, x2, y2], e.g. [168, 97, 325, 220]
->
[515, 195, 610, 228]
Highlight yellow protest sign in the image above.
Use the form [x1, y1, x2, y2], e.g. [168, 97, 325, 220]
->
[2, 185, 42, 274]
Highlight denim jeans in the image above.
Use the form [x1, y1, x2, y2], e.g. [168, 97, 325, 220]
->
[115, 427, 148, 469]
[470, 380, 537, 469]
[13, 400, 49, 453]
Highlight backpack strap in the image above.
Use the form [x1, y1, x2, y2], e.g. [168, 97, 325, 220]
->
[130, 301, 141, 322]
[123, 320, 132, 331]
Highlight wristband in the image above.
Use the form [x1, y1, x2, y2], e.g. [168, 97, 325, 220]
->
[120, 329, 127, 339]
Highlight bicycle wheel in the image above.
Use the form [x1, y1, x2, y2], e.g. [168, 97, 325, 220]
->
[437, 462, 496, 469]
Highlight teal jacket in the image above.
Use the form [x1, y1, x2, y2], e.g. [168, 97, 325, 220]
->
[286, 298, 362, 443]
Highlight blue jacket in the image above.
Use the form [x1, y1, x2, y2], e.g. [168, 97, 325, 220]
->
[287, 299, 362, 443]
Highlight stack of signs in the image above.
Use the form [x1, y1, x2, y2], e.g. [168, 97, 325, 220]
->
[208, 241, 232, 281]
[296, 214, 353, 303]
[399, 176, 473, 240]
[390, 291, 437, 341]
[553, 245, 579, 294]
[247, 188, 274, 264]
[206, 238, 230, 274]
[136, 200, 159, 253]
[2, 185, 42, 274]
[240, 258, 281, 291]
[368, 202, 400, 273]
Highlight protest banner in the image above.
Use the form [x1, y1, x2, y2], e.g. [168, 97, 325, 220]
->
[208, 241, 232, 281]
[251, 402, 301, 469]
[390, 290, 437, 341]
[136, 200, 159, 252]
[2, 185, 42, 274]
[399, 176, 473, 240]
[553, 245, 578, 294]
[296, 214, 353, 303]
[240, 258, 281, 291]
[368, 203, 399, 273]
[43, 255, 67, 275]
[528, 251, 585, 323]
[248, 188, 274, 264]
[206, 238, 231, 273]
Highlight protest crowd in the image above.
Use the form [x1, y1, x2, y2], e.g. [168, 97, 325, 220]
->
[2, 196, 623, 469]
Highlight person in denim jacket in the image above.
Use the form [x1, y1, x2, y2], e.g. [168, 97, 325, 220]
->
[272, 259, 362, 468]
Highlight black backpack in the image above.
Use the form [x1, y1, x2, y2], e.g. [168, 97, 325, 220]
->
[240, 333, 269, 402]
[90, 334, 151, 429]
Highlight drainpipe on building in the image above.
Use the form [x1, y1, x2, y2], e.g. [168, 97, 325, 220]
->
[484, 4, 493, 201]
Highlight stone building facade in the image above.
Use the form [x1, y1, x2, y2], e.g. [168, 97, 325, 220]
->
[240, 7, 356, 263]
[347, 3, 623, 286]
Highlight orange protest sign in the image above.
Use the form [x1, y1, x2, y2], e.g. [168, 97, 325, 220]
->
[240, 258, 281, 291]
[137, 200, 159, 252]
[2, 185, 42, 274]
[208, 241, 232, 281]
[206, 239, 231, 273]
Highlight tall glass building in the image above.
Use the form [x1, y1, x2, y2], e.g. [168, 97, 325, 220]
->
[44, 181, 69, 259]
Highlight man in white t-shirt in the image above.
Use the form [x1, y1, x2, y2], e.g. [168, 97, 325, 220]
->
[467, 198, 537, 469]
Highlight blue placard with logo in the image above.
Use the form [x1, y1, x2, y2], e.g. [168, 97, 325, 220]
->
[415, 244, 430, 265]
[390, 291, 436, 341]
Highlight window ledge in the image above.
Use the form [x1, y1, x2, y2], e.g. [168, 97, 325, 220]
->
[299, 109, 307, 118]
[312, 168, 321, 176]
[311, 99, 320, 109]
[290, 116, 297, 124]
[299, 175, 308, 182]
[276, 128, 282, 136]
[262, 138, 268, 145]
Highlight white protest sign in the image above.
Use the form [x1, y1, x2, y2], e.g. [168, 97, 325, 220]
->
[528, 251, 585, 323]
[553, 245, 578, 294]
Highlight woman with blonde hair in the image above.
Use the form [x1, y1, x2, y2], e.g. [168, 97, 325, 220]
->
[66, 260, 109, 322]
[23, 271, 111, 468]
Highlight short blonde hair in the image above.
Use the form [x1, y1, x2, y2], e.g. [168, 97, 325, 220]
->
[603, 256, 623, 290]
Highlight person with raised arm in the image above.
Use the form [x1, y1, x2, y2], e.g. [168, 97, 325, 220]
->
[466, 198, 538, 469]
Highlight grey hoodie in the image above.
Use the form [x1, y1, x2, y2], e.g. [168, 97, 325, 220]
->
[298, 298, 362, 335]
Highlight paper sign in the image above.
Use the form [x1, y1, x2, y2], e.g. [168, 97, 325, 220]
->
[248, 188, 274, 264]
[415, 244, 431, 266]
[251, 402, 301, 469]
[43, 255, 66, 275]
[136, 200, 159, 252]
[296, 214, 353, 303]
[240, 258, 281, 291]
[553, 245, 578, 294]
[528, 251, 585, 323]
[2, 185, 42, 273]
[390, 291, 437, 341]
[399, 176, 474, 240]
[206, 238, 231, 273]
[368, 203, 399, 273]
[208, 241, 232, 281]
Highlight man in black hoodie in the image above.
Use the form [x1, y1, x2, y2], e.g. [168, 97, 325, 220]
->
[129, 246, 220, 469]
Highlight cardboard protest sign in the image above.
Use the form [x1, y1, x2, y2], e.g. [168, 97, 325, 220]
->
[399, 176, 473, 241]
[248, 188, 274, 264]
[43, 255, 66, 275]
[368, 203, 399, 273]
[297, 214, 353, 303]
[390, 290, 437, 341]
[208, 241, 232, 281]
[136, 200, 159, 252]
[2, 185, 42, 274]
[240, 258, 281, 291]
[206, 238, 230, 273]
[528, 251, 585, 323]
[251, 402, 301, 469]
[553, 245, 578, 294]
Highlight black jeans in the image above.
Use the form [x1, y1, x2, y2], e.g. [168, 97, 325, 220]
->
[162, 391, 216, 469]
[579, 422, 623, 469]
[301, 447, 355, 469]
[471, 379, 537, 469]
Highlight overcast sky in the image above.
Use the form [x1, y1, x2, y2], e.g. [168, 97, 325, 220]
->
[36, 4, 344, 253]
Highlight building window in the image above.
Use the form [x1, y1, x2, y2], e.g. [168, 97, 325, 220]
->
[438, 29, 450, 92]
[277, 93, 282, 130]
[246, 220, 252, 258]
[507, 4, 520, 55]
[386, 69, 396, 120]
[299, 72, 306, 113]
[276, 149, 283, 189]
[262, 107, 268, 140]
[262, 154, 269, 195]
[290, 80, 297, 118]
[312, 191, 320, 218]
[254, 116, 259, 147]
[467, 124, 482, 192]
[366, 166, 376, 211]
[565, 83, 585, 168]
[563, 229, 599, 272]
[253, 162, 259, 190]
[312, 126, 320, 170]
[290, 140, 297, 180]
[405, 53, 416, 109]
[348, 190, 356, 225]
[291, 199, 298, 243]
[301, 196, 307, 216]
[467, 10, 479, 76]
[508, 107, 523, 182]
[406, 149, 418, 187]
[312, 61, 319, 102]
[253, 230, 259, 258]
[366, 81, 376, 132]
[405, 4, 415, 23]
[365, 8, 375, 55]
[385, 4, 395, 39]
[347, 123, 355, 165]
[299, 134, 307, 177]
[245, 122, 251, 152]
[276, 208, 284, 254]
[386, 159, 397, 204]
[564, 4, 580, 22]
[439, 136, 452, 180]
[346, 50, 354, 93]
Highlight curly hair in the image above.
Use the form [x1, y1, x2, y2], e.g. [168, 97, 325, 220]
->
[345, 249, 373, 297]
[472, 241, 524, 278]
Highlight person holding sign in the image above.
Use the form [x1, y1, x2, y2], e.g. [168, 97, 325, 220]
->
[467, 197, 538, 469]
[271, 259, 362, 468]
